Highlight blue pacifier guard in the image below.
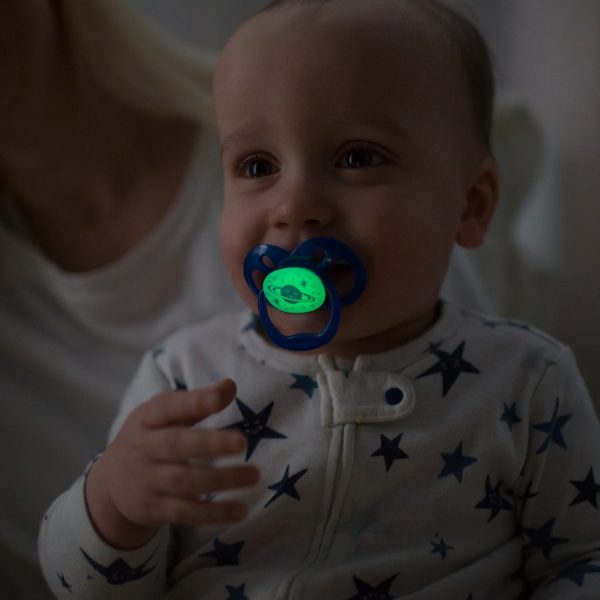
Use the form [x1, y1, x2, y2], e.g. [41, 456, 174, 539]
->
[243, 237, 366, 351]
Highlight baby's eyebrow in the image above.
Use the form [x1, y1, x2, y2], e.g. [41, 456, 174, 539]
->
[219, 116, 413, 158]
[220, 123, 268, 157]
[354, 116, 413, 141]
[220, 131, 248, 157]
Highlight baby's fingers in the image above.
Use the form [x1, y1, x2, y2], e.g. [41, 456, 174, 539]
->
[153, 464, 260, 499]
[142, 379, 236, 428]
[146, 427, 245, 462]
[153, 497, 249, 526]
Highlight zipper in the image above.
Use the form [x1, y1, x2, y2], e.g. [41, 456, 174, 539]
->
[275, 423, 356, 599]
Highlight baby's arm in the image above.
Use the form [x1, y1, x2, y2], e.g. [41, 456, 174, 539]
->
[39, 355, 258, 599]
[518, 347, 600, 598]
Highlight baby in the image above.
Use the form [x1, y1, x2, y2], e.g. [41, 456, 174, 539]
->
[40, 1, 600, 598]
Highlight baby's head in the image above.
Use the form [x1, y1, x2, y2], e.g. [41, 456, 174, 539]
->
[214, 0, 499, 356]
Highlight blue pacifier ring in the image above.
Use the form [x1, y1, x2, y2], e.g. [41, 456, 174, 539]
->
[243, 244, 290, 296]
[243, 237, 366, 351]
[257, 278, 341, 351]
[296, 237, 366, 307]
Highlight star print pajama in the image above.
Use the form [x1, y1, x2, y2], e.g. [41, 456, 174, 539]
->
[39, 301, 600, 599]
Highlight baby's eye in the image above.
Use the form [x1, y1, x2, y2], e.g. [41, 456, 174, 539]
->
[337, 147, 385, 169]
[239, 156, 279, 179]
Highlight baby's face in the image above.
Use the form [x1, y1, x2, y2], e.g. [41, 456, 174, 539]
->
[215, 4, 495, 356]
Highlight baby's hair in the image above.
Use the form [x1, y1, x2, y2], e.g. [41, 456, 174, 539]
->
[259, 0, 495, 152]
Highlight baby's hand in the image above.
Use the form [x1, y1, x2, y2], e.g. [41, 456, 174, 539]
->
[85, 379, 259, 549]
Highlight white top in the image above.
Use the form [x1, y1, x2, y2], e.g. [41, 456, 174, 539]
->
[39, 302, 600, 599]
[0, 131, 242, 597]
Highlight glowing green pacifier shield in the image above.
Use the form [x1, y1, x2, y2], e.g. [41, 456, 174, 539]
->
[263, 267, 326, 314]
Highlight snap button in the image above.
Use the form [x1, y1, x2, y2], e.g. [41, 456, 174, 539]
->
[385, 387, 404, 405]
[318, 371, 416, 426]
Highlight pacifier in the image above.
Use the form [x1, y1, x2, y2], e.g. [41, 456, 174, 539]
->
[243, 237, 366, 351]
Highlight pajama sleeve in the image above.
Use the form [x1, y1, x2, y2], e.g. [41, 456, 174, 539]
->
[38, 351, 175, 599]
[518, 346, 600, 598]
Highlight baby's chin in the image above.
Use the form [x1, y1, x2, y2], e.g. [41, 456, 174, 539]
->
[264, 304, 331, 338]
[254, 304, 370, 356]
[253, 300, 438, 358]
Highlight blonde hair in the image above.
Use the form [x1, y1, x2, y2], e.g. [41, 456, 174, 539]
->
[58, 0, 217, 125]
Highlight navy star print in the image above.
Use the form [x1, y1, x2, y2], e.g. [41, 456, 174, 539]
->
[501, 402, 522, 430]
[264, 464, 308, 507]
[290, 373, 318, 398]
[347, 573, 398, 600]
[522, 517, 569, 559]
[242, 314, 260, 332]
[532, 398, 571, 454]
[57, 573, 72, 593]
[371, 433, 409, 471]
[80, 547, 157, 585]
[417, 340, 480, 397]
[475, 476, 512, 521]
[200, 537, 245, 566]
[439, 442, 477, 482]
[570, 468, 600, 509]
[224, 399, 286, 460]
[518, 480, 539, 508]
[430, 537, 454, 559]
[549, 558, 600, 587]
[225, 583, 250, 599]
[425, 341, 443, 353]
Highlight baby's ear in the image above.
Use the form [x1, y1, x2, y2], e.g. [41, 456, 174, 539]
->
[456, 156, 499, 249]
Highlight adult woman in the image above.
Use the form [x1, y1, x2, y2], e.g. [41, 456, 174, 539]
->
[0, 1, 241, 596]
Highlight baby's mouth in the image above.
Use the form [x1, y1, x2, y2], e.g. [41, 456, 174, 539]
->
[243, 237, 366, 351]
[324, 261, 355, 297]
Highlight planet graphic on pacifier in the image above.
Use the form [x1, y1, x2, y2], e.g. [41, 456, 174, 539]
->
[263, 267, 326, 314]
[243, 237, 366, 350]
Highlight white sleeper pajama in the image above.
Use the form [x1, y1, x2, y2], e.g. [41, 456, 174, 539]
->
[39, 301, 600, 599]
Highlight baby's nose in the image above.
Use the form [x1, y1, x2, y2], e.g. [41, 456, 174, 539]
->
[269, 185, 335, 232]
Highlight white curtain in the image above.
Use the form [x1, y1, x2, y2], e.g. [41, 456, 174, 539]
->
[466, 0, 600, 403]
